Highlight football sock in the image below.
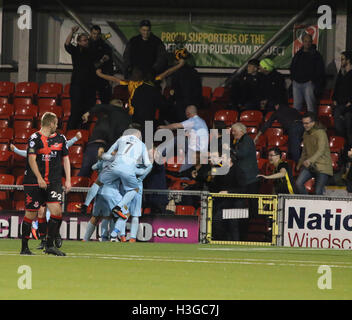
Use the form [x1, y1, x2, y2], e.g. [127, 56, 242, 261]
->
[47, 215, 61, 247]
[84, 221, 96, 241]
[21, 216, 33, 249]
[115, 218, 127, 237]
[100, 219, 109, 240]
[118, 189, 138, 215]
[37, 217, 47, 239]
[84, 183, 100, 206]
[130, 217, 139, 239]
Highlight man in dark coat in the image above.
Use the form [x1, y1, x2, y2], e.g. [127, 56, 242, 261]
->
[290, 33, 326, 113]
[123, 20, 167, 78]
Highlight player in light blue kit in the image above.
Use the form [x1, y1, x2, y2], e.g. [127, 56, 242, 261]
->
[97, 123, 152, 220]
[10, 131, 82, 249]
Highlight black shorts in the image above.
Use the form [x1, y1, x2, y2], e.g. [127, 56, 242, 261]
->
[24, 184, 63, 211]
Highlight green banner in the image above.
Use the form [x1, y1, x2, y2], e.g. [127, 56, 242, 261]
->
[116, 22, 301, 68]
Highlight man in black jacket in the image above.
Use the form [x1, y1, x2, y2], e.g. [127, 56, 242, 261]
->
[258, 58, 288, 114]
[123, 20, 167, 78]
[65, 27, 97, 130]
[78, 99, 132, 177]
[231, 59, 263, 111]
[254, 104, 304, 163]
[89, 25, 113, 104]
[332, 51, 352, 146]
[290, 33, 326, 113]
[169, 50, 203, 122]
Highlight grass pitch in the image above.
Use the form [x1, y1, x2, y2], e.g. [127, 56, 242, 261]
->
[1, 239, 351, 300]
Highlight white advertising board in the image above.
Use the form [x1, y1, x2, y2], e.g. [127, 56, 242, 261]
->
[283, 198, 352, 249]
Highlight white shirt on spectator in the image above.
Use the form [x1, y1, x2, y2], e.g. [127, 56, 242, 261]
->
[181, 115, 209, 152]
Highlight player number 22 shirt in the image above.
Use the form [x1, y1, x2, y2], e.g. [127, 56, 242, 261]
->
[23, 131, 69, 185]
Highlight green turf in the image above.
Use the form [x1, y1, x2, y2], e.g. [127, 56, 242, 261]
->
[1, 239, 351, 300]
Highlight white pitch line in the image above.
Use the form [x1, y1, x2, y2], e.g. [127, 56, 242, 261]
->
[1, 251, 352, 269]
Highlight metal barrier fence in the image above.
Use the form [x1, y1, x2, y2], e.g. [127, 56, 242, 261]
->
[207, 193, 278, 246]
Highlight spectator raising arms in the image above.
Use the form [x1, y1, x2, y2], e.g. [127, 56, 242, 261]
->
[64, 26, 97, 130]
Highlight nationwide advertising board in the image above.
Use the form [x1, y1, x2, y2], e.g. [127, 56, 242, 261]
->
[283, 198, 352, 249]
[0, 212, 199, 243]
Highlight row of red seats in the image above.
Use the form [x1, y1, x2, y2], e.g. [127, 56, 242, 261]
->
[213, 105, 337, 128]
[0, 81, 69, 99]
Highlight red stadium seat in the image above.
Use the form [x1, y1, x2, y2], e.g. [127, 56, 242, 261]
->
[329, 136, 345, 153]
[0, 173, 15, 200]
[65, 130, 89, 145]
[16, 175, 24, 185]
[13, 104, 38, 120]
[13, 120, 33, 131]
[318, 105, 334, 129]
[14, 200, 25, 211]
[331, 152, 340, 171]
[38, 105, 63, 119]
[257, 158, 268, 173]
[247, 126, 258, 135]
[66, 202, 92, 213]
[202, 86, 212, 106]
[14, 82, 39, 97]
[239, 110, 263, 126]
[13, 128, 36, 144]
[211, 86, 230, 103]
[11, 144, 27, 166]
[0, 151, 12, 167]
[175, 205, 196, 216]
[0, 119, 10, 128]
[37, 82, 63, 98]
[13, 97, 32, 108]
[0, 81, 15, 97]
[267, 135, 288, 151]
[0, 127, 14, 143]
[62, 99, 71, 121]
[264, 111, 282, 127]
[304, 178, 315, 194]
[264, 128, 284, 145]
[0, 97, 9, 105]
[0, 104, 14, 120]
[70, 176, 90, 187]
[38, 98, 59, 108]
[202, 86, 212, 100]
[69, 152, 83, 169]
[165, 155, 184, 173]
[214, 110, 238, 126]
[0, 143, 8, 152]
[62, 83, 71, 99]
[250, 134, 266, 153]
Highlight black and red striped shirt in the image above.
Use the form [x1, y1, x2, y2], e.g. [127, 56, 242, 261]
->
[23, 131, 69, 185]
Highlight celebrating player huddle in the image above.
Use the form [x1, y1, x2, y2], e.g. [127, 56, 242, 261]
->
[19, 115, 152, 255]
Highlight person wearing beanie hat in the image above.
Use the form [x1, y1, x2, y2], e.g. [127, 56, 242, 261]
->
[258, 57, 288, 114]
[259, 58, 275, 72]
